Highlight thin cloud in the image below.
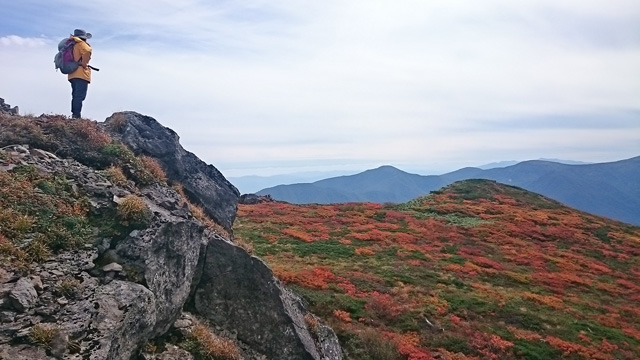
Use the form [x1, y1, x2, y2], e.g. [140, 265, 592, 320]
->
[0, 35, 49, 47]
[0, 0, 638, 176]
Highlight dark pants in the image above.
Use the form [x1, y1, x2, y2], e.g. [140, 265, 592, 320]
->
[69, 78, 89, 118]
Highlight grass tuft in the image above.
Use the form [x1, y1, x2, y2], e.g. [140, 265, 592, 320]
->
[117, 195, 151, 225]
[182, 322, 241, 360]
[139, 155, 167, 183]
[29, 324, 59, 350]
[104, 166, 128, 186]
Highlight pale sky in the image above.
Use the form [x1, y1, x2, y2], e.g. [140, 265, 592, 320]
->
[1, 0, 639, 177]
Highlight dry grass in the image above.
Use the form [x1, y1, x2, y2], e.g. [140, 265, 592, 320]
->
[172, 184, 231, 238]
[117, 195, 151, 223]
[29, 324, 59, 350]
[304, 313, 320, 336]
[67, 120, 112, 150]
[139, 155, 167, 183]
[25, 240, 52, 262]
[172, 184, 189, 207]
[57, 277, 81, 298]
[107, 113, 127, 132]
[188, 323, 241, 360]
[190, 204, 230, 238]
[11, 213, 35, 233]
[0, 233, 28, 262]
[105, 166, 128, 186]
[143, 341, 158, 354]
[233, 236, 254, 254]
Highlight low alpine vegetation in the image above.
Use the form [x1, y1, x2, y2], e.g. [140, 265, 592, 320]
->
[139, 155, 167, 183]
[29, 324, 59, 350]
[181, 322, 241, 360]
[235, 180, 640, 360]
[0, 167, 91, 268]
[104, 165, 128, 186]
[106, 113, 127, 133]
[117, 195, 151, 225]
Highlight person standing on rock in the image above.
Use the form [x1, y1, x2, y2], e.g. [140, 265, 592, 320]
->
[68, 29, 93, 119]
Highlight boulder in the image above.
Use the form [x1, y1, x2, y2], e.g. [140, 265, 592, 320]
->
[104, 111, 239, 232]
[192, 235, 342, 360]
[113, 184, 206, 336]
[142, 344, 194, 360]
[0, 344, 54, 359]
[9, 278, 38, 312]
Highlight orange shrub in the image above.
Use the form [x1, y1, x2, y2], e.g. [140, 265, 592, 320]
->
[189, 323, 241, 360]
[333, 310, 352, 323]
[138, 155, 167, 183]
[282, 227, 315, 242]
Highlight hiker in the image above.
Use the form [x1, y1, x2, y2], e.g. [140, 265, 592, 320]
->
[68, 29, 93, 119]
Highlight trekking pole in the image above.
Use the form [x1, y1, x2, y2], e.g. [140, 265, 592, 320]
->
[88, 65, 100, 71]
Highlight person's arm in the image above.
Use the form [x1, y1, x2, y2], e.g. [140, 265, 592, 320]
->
[79, 43, 92, 69]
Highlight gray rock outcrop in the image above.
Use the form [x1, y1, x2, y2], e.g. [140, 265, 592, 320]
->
[8, 278, 38, 312]
[192, 235, 341, 359]
[0, 98, 19, 115]
[0, 145, 201, 359]
[0, 112, 343, 359]
[104, 111, 240, 232]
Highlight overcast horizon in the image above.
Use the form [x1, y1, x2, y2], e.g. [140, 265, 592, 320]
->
[1, 1, 639, 177]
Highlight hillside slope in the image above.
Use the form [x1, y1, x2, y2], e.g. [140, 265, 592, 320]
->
[237, 180, 640, 359]
[257, 157, 640, 225]
[0, 111, 342, 360]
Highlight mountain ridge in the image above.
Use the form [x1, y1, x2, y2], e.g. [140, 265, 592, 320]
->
[257, 156, 640, 225]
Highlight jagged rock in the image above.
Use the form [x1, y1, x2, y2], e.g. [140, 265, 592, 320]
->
[172, 313, 192, 330]
[29, 276, 44, 293]
[0, 311, 16, 323]
[239, 193, 274, 204]
[0, 98, 19, 115]
[113, 184, 205, 336]
[9, 278, 38, 312]
[0, 269, 12, 284]
[142, 344, 194, 360]
[192, 235, 342, 360]
[49, 330, 68, 359]
[316, 324, 343, 360]
[88, 281, 156, 359]
[102, 263, 123, 272]
[104, 111, 240, 232]
[0, 344, 54, 359]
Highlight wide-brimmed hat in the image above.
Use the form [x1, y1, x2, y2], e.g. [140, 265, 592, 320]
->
[73, 29, 92, 40]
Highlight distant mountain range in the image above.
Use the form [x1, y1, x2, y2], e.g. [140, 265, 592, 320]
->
[228, 170, 359, 194]
[256, 156, 640, 225]
[230, 158, 592, 193]
[477, 158, 592, 169]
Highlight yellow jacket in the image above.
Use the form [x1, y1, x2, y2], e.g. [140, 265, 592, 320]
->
[67, 36, 92, 83]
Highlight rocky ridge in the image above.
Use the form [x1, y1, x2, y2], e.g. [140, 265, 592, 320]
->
[0, 98, 19, 115]
[0, 111, 342, 360]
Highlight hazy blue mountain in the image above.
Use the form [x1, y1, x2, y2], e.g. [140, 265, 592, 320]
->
[257, 156, 640, 225]
[229, 170, 358, 194]
[477, 158, 592, 169]
[476, 160, 520, 169]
